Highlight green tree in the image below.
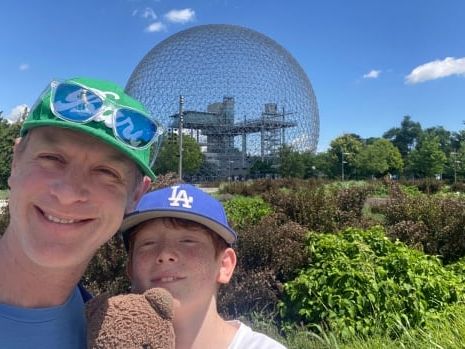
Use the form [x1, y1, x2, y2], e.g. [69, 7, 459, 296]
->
[424, 126, 452, 155]
[354, 139, 403, 178]
[154, 134, 203, 176]
[328, 134, 364, 180]
[0, 120, 22, 189]
[278, 145, 305, 178]
[249, 158, 275, 178]
[408, 134, 447, 178]
[383, 115, 422, 159]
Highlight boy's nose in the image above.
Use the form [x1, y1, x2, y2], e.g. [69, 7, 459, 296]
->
[156, 246, 178, 264]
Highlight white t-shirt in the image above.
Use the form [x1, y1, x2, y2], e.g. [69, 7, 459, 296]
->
[227, 320, 287, 349]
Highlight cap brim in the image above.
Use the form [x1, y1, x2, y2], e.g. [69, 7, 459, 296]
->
[121, 209, 237, 244]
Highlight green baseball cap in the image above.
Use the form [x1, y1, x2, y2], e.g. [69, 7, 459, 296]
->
[21, 77, 157, 180]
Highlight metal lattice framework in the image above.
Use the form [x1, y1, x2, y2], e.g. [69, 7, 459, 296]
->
[126, 24, 319, 179]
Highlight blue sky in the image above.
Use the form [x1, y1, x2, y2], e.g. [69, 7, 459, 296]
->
[1, 0, 464, 151]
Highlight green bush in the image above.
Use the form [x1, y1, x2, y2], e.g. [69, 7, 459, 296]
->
[221, 178, 324, 196]
[279, 227, 465, 339]
[398, 179, 442, 195]
[223, 195, 273, 229]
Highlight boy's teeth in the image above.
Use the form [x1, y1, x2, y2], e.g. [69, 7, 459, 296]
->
[160, 277, 175, 282]
[46, 214, 76, 224]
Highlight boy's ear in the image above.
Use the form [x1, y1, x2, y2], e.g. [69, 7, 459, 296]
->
[217, 248, 237, 284]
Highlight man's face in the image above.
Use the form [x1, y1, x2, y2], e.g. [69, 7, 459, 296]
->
[128, 219, 234, 311]
[7, 126, 148, 269]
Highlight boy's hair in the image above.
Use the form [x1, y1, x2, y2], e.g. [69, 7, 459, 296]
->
[127, 217, 229, 260]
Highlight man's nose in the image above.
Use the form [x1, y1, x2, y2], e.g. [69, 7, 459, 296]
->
[50, 167, 90, 205]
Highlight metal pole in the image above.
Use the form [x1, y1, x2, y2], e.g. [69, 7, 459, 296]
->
[341, 152, 345, 181]
[178, 95, 184, 181]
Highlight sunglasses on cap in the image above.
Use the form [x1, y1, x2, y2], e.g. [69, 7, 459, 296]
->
[46, 80, 163, 150]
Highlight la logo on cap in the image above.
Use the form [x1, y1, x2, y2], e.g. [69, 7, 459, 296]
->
[168, 185, 193, 208]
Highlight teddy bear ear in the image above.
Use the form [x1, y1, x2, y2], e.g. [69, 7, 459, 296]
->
[144, 288, 174, 321]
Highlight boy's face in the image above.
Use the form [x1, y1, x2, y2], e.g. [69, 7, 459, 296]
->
[127, 218, 236, 310]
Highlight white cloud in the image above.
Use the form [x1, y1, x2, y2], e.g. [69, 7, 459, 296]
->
[19, 63, 29, 71]
[142, 7, 157, 19]
[164, 8, 195, 23]
[3, 104, 29, 123]
[145, 21, 166, 32]
[133, 7, 156, 19]
[363, 69, 381, 79]
[405, 57, 465, 84]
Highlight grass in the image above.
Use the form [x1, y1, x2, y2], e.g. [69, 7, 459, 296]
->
[0, 190, 9, 200]
[244, 303, 465, 348]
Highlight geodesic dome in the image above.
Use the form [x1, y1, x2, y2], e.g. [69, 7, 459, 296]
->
[126, 24, 319, 178]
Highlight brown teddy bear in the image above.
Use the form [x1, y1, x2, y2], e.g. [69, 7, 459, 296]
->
[86, 287, 175, 349]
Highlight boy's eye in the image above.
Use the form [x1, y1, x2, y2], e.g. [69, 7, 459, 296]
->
[180, 238, 198, 243]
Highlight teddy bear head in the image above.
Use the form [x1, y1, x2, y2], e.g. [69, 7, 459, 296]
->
[86, 287, 175, 349]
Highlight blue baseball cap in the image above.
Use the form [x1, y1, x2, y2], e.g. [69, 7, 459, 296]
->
[120, 184, 237, 250]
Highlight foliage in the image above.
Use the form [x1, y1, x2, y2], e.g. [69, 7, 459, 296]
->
[81, 235, 129, 295]
[221, 177, 322, 196]
[150, 172, 181, 190]
[223, 195, 273, 229]
[0, 120, 22, 189]
[278, 145, 305, 178]
[154, 134, 203, 175]
[328, 134, 364, 180]
[354, 139, 403, 177]
[383, 115, 422, 160]
[279, 227, 465, 339]
[218, 214, 309, 318]
[0, 203, 9, 236]
[407, 134, 447, 178]
[249, 158, 276, 177]
[261, 184, 372, 233]
[382, 186, 465, 263]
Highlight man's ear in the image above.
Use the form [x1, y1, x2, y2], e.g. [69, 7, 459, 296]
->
[8, 137, 23, 188]
[217, 248, 237, 284]
[127, 175, 151, 212]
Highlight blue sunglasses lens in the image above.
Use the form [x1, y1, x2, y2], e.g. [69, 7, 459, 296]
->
[52, 83, 103, 122]
[115, 109, 158, 148]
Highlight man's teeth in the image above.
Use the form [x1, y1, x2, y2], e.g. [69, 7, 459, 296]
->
[46, 214, 77, 224]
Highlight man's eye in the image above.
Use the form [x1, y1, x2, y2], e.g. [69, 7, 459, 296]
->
[39, 154, 63, 162]
[95, 167, 121, 179]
